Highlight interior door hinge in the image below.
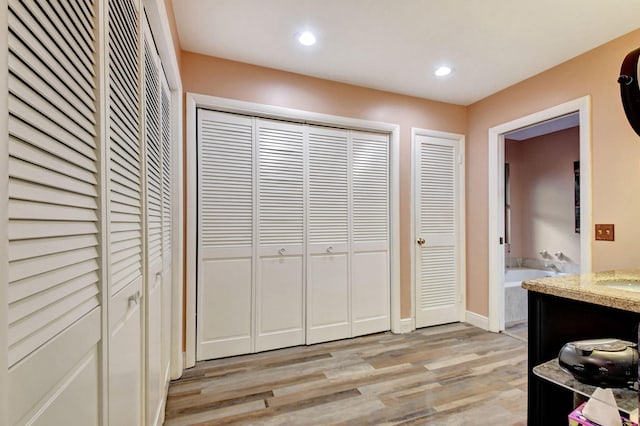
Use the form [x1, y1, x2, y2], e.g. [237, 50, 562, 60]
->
[499, 237, 504, 245]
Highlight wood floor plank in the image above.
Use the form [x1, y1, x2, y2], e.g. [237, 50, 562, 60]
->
[165, 323, 528, 425]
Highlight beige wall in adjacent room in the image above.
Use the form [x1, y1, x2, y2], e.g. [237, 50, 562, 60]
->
[505, 127, 580, 264]
[467, 29, 640, 317]
[180, 52, 467, 318]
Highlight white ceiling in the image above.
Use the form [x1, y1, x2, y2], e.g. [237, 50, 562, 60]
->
[173, 0, 640, 106]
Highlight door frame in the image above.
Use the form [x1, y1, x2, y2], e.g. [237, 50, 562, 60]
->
[185, 93, 401, 367]
[410, 128, 467, 328]
[487, 96, 592, 332]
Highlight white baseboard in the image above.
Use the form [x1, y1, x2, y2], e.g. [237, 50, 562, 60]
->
[398, 317, 414, 334]
[465, 311, 489, 330]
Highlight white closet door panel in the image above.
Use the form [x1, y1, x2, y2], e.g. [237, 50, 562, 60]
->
[161, 270, 172, 382]
[308, 127, 348, 245]
[351, 131, 390, 336]
[198, 110, 253, 248]
[197, 110, 254, 360]
[8, 308, 100, 426]
[18, 347, 99, 425]
[255, 119, 305, 351]
[108, 278, 142, 426]
[256, 255, 304, 352]
[7, 0, 99, 374]
[144, 36, 163, 269]
[146, 275, 163, 424]
[160, 71, 172, 265]
[351, 251, 390, 336]
[198, 258, 252, 359]
[108, 0, 142, 299]
[415, 136, 461, 327]
[352, 132, 389, 244]
[257, 119, 304, 246]
[307, 253, 350, 344]
[107, 0, 143, 424]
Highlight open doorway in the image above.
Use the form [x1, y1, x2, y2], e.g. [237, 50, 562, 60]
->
[502, 113, 580, 340]
[487, 97, 592, 334]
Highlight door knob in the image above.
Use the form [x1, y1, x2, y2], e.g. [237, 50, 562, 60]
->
[417, 237, 425, 246]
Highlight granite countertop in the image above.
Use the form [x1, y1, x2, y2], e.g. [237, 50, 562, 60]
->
[522, 268, 640, 313]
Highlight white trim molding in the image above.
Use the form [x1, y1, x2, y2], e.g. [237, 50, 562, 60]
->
[465, 311, 489, 330]
[185, 93, 401, 366]
[0, 0, 9, 423]
[487, 96, 592, 333]
[398, 318, 415, 334]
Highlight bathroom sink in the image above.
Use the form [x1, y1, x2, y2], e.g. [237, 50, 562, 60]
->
[597, 281, 640, 292]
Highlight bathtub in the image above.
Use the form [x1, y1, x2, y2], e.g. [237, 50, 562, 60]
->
[504, 268, 565, 326]
[505, 268, 564, 285]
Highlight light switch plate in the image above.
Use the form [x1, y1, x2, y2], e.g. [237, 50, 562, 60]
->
[595, 224, 615, 241]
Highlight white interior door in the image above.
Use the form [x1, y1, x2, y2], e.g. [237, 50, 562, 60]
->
[143, 25, 164, 425]
[255, 119, 305, 351]
[6, 0, 102, 424]
[306, 126, 350, 344]
[351, 131, 390, 336]
[107, 0, 143, 423]
[197, 110, 254, 360]
[415, 134, 463, 328]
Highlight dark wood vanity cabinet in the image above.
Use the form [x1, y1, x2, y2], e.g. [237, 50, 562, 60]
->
[527, 290, 640, 425]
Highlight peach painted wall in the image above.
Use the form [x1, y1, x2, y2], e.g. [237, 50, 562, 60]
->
[180, 52, 467, 317]
[505, 127, 580, 264]
[467, 29, 640, 317]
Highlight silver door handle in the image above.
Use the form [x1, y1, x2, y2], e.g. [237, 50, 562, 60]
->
[278, 248, 287, 256]
[326, 246, 334, 253]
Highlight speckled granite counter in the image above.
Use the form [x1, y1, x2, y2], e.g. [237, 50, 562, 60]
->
[522, 268, 640, 313]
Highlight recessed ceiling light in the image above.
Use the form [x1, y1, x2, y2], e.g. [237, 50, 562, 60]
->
[434, 66, 452, 77]
[298, 31, 316, 46]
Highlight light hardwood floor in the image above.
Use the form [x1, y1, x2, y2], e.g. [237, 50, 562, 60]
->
[165, 323, 527, 425]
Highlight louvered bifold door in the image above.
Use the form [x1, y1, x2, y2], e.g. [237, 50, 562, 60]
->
[7, 1, 102, 423]
[255, 119, 305, 351]
[306, 126, 350, 344]
[415, 135, 460, 328]
[107, 0, 144, 424]
[143, 27, 164, 426]
[159, 64, 173, 393]
[351, 131, 391, 336]
[197, 110, 254, 360]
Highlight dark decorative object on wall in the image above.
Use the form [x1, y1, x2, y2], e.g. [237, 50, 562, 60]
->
[574, 161, 580, 233]
[619, 47, 640, 137]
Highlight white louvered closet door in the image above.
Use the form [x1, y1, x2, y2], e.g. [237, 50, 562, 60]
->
[415, 135, 462, 328]
[197, 110, 254, 360]
[143, 25, 164, 426]
[306, 126, 350, 344]
[351, 131, 390, 336]
[255, 119, 305, 351]
[107, 0, 143, 424]
[159, 65, 173, 392]
[7, 1, 101, 424]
